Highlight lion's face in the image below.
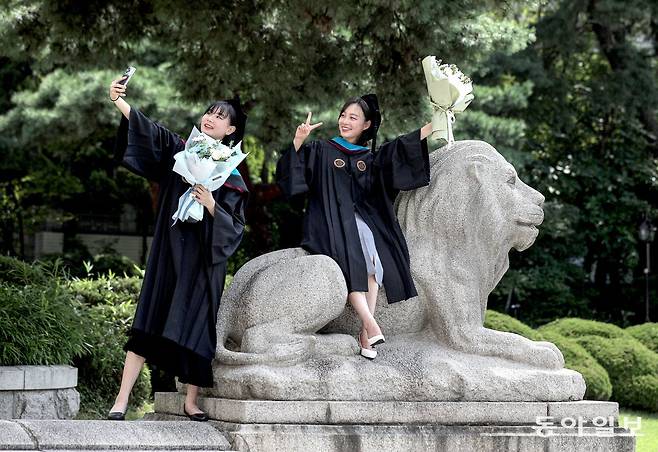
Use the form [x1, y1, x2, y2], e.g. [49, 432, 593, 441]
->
[476, 157, 544, 252]
[396, 141, 546, 260]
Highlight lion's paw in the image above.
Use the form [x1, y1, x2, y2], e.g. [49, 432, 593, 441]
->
[535, 341, 565, 367]
[528, 343, 564, 370]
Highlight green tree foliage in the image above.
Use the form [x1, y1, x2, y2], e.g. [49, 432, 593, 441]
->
[0, 65, 199, 255]
[0, 1, 656, 326]
[487, 0, 658, 325]
[0, 0, 532, 173]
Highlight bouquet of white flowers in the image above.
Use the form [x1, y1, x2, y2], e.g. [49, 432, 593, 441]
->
[422, 56, 474, 144]
[171, 126, 248, 225]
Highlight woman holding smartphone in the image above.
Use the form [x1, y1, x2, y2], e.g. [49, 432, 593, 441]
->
[107, 72, 248, 421]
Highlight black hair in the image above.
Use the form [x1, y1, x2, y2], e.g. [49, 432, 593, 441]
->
[339, 97, 374, 146]
[204, 101, 238, 144]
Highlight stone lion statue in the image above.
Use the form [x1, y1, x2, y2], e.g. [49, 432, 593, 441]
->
[207, 141, 585, 402]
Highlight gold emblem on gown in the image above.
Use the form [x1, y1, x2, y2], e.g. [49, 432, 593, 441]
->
[356, 160, 367, 171]
[334, 158, 346, 168]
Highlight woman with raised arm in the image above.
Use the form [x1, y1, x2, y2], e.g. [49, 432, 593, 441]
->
[107, 75, 248, 421]
[276, 95, 432, 359]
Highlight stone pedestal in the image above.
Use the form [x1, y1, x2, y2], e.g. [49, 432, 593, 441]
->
[0, 365, 79, 419]
[152, 394, 636, 451]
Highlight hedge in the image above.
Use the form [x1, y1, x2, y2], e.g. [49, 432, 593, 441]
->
[538, 317, 628, 339]
[484, 309, 544, 340]
[574, 335, 658, 412]
[485, 310, 613, 400]
[538, 330, 612, 400]
[626, 323, 658, 354]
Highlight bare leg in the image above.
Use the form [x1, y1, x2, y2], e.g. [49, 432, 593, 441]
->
[360, 275, 380, 350]
[184, 384, 204, 414]
[110, 351, 146, 413]
[365, 275, 378, 315]
[348, 290, 382, 341]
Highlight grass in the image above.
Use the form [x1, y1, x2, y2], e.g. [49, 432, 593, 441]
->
[619, 408, 658, 452]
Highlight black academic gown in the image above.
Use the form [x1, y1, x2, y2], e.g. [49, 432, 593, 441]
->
[275, 130, 429, 303]
[114, 108, 248, 387]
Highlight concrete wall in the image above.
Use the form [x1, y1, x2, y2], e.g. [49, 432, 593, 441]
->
[31, 232, 153, 264]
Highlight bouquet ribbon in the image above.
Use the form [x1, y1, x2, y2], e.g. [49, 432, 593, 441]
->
[429, 101, 457, 143]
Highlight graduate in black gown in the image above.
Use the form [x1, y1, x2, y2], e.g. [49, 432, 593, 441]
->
[106, 76, 248, 421]
[276, 95, 432, 360]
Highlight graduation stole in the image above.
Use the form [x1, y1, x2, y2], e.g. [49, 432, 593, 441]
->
[329, 136, 370, 153]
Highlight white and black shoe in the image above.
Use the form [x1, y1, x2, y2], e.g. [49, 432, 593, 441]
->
[360, 347, 377, 360]
[367, 334, 385, 347]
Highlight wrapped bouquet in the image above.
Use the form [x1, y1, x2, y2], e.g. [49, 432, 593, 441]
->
[171, 126, 248, 225]
[422, 56, 474, 143]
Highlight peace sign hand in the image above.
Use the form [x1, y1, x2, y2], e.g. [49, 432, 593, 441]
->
[293, 112, 323, 150]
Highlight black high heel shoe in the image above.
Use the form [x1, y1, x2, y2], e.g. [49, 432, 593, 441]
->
[183, 406, 209, 422]
[107, 410, 126, 421]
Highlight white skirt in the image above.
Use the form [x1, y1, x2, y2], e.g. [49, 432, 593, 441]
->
[355, 211, 383, 287]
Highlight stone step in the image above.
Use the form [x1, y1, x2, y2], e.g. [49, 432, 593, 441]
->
[0, 420, 232, 450]
[156, 393, 621, 426]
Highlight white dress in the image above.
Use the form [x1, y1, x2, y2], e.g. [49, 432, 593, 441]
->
[354, 211, 383, 287]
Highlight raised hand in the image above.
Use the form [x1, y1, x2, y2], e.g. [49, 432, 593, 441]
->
[109, 77, 131, 119]
[293, 112, 323, 151]
[109, 78, 127, 102]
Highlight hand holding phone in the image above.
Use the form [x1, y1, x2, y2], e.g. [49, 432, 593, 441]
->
[118, 66, 136, 86]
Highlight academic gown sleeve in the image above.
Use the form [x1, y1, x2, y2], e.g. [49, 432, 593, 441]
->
[114, 108, 183, 183]
[374, 128, 430, 197]
[207, 185, 247, 265]
[275, 141, 319, 198]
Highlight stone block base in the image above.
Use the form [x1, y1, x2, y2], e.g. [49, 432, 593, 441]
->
[216, 423, 635, 452]
[151, 394, 636, 451]
[0, 366, 79, 420]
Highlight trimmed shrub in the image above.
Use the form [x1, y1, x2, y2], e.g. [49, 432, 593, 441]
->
[484, 309, 543, 340]
[626, 323, 658, 354]
[539, 330, 612, 401]
[0, 281, 88, 365]
[538, 318, 628, 339]
[574, 335, 658, 412]
[485, 311, 613, 401]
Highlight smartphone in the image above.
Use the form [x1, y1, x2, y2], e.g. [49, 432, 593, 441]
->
[118, 66, 136, 85]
